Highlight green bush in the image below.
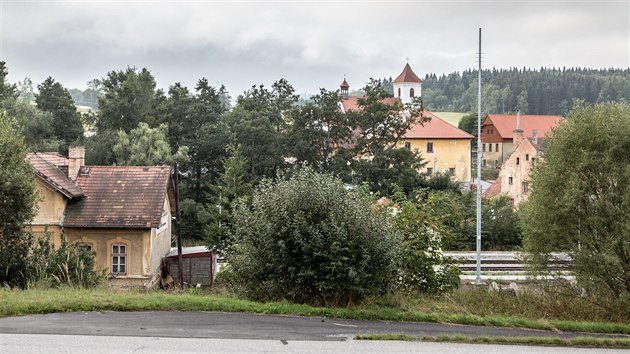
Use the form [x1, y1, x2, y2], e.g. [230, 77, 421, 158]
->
[28, 233, 105, 288]
[392, 190, 460, 293]
[227, 168, 399, 306]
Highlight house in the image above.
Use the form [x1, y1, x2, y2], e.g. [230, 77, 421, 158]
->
[480, 113, 561, 168]
[27, 147, 174, 288]
[483, 126, 546, 206]
[399, 111, 474, 182]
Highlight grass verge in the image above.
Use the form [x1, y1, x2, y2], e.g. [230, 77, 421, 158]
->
[2, 288, 630, 336]
[355, 333, 630, 349]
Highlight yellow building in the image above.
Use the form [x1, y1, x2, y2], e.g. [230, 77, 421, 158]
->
[27, 147, 174, 288]
[399, 111, 474, 183]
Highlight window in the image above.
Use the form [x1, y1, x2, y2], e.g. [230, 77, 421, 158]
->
[523, 182, 529, 194]
[488, 144, 492, 152]
[495, 143, 499, 152]
[410, 88, 415, 98]
[397, 87, 401, 97]
[482, 159, 486, 167]
[508, 177, 513, 185]
[404, 142, 411, 150]
[526, 154, 530, 161]
[111, 244, 127, 275]
[531, 157, 536, 165]
[516, 157, 520, 165]
[427, 167, 433, 175]
[426, 142, 434, 153]
[78, 243, 93, 252]
[448, 168, 456, 176]
[482, 143, 486, 152]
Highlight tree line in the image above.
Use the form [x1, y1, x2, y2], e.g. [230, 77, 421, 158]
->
[415, 67, 630, 115]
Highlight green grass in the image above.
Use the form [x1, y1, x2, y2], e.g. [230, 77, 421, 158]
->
[431, 112, 467, 127]
[356, 333, 630, 349]
[2, 287, 630, 336]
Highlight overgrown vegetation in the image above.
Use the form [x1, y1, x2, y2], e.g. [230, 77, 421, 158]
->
[225, 169, 399, 305]
[521, 101, 630, 300]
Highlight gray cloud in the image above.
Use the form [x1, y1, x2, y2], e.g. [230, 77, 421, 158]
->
[1, 0, 627, 97]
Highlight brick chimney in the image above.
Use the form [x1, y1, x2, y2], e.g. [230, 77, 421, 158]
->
[68, 146, 85, 179]
[513, 111, 524, 147]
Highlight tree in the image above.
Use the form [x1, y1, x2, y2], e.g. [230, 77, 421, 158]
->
[482, 196, 521, 250]
[96, 67, 158, 133]
[35, 77, 84, 148]
[0, 112, 37, 287]
[226, 168, 399, 305]
[0, 61, 18, 103]
[458, 112, 478, 136]
[391, 188, 461, 293]
[17, 77, 35, 102]
[4, 100, 61, 152]
[113, 122, 172, 165]
[521, 102, 630, 298]
[206, 138, 252, 253]
[347, 79, 427, 195]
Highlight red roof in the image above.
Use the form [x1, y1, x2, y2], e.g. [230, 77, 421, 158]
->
[393, 63, 422, 83]
[63, 166, 171, 228]
[340, 96, 401, 112]
[484, 114, 562, 139]
[483, 179, 502, 198]
[404, 111, 474, 139]
[27, 153, 84, 199]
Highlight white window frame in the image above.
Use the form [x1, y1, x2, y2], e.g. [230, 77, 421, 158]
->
[111, 243, 127, 275]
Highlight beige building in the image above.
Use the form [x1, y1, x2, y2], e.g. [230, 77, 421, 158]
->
[400, 111, 474, 182]
[28, 147, 174, 288]
[483, 129, 544, 206]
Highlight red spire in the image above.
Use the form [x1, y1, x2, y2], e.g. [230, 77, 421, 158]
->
[393, 63, 422, 83]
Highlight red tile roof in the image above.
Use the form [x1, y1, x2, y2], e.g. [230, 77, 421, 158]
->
[484, 114, 562, 139]
[36, 152, 69, 167]
[404, 111, 474, 139]
[340, 96, 401, 112]
[483, 179, 502, 198]
[393, 63, 422, 83]
[27, 153, 84, 198]
[63, 166, 171, 228]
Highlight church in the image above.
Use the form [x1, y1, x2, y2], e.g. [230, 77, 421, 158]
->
[339, 63, 473, 183]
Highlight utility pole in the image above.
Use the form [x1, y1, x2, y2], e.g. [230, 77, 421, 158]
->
[173, 163, 184, 289]
[475, 27, 483, 285]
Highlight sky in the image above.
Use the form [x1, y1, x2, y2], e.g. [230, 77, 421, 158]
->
[1, 0, 629, 98]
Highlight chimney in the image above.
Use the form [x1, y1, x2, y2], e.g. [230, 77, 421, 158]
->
[513, 111, 524, 147]
[68, 146, 85, 179]
[533, 129, 539, 145]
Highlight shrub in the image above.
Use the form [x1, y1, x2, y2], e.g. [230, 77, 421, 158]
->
[227, 168, 399, 306]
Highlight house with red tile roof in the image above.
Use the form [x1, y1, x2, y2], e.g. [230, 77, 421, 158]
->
[400, 111, 474, 182]
[27, 147, 174, 288]
[481, 113, 561, 168]
[483, 127, 547, 206]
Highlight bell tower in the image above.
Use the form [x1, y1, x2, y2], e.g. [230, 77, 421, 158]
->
[392, 62, 422, 104]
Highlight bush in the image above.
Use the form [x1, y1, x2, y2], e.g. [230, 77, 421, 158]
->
[227, 168, 399, 306]
[392, 190, 460, 293]
[28, 233, 105, 288]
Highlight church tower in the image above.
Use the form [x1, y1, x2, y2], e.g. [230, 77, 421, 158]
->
[392, 63, 422, 104]
[340, 78, 349, 100]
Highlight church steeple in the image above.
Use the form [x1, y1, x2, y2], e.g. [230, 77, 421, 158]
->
[340, 77, 349, 100]
[392, 63, 422, 104]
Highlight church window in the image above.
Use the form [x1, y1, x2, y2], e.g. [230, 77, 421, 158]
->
[410, 88, 415, 98]
[397, 88, 401, 97]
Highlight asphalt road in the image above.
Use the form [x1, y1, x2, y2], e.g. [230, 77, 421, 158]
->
[0, 311, 626, 341]
[1, 333, 627, 354]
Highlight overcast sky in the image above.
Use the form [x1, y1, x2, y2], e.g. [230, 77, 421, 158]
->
[1, 0, 628, 98]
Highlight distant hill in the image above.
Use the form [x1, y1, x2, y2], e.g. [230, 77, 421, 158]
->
[420, 67, 630, 116]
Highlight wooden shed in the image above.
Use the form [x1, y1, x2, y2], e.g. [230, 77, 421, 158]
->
[166, 246, 215, 286]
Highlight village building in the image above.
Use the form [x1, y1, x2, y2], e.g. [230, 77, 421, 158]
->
[399, 111, 473, 182]
[27, 147, 174, 288]
[483, 122, 546, 206]
[339, 63, 473, 183]
[480, 113, 561, 168]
